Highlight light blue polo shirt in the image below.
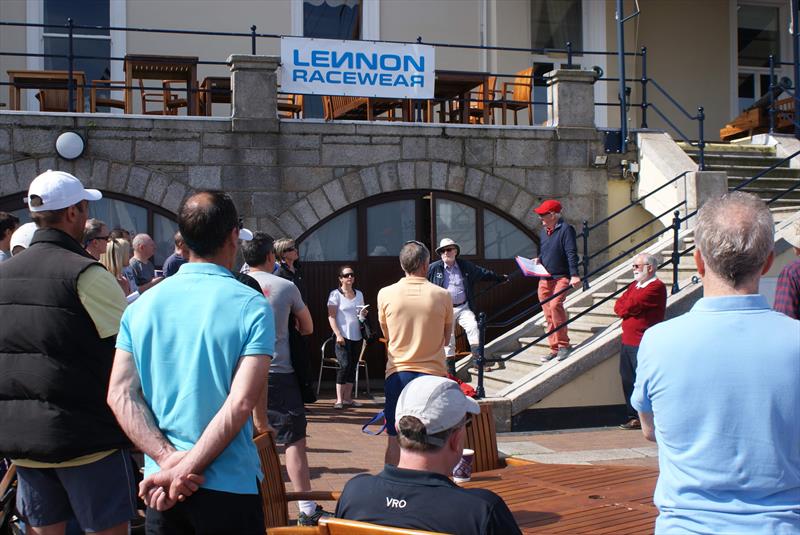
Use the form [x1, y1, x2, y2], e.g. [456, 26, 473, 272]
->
[117, 262, 275, 495]
[633, 294, 800, 534]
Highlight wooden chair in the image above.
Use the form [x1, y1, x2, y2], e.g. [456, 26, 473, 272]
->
[137, 78, 188, 115]
[34, 89, 73, 112]
[162, 80, 189, 115]
[464, 402, 534, 472]
[489, 67, 533, 125]
[90, 80, 125, 112]
[254, 432, 341, 530]
[449, 76, 497, 124]
[267, 518, 447, 535]
[317, 337, 370, 398]
[0, 463, 17, 528]
[278, 93, 304, 119]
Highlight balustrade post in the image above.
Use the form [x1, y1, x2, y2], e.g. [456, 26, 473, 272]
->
[67, 18, 75, 113]
[697, 106, 705, 171]
[251, 25, 257, 55]
[769, 55, 775, 134]
[582, 220, 590, 291]
[671, 210, 681, 295]
[566, 41, 573, 67]
[475, 312, 487, 399]
[640, 46, 648, 128]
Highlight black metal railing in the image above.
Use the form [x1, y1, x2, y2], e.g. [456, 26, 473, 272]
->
[471, 147, 800, 398]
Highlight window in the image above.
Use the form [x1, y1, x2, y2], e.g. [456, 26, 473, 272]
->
[43, 0, 112, 111]
[367, 200, 414, 256]
[531, 0, 583, 51]
[299, 208, 357, 261]
[0, 191, 176, 267]
[738, 5, 780, 68]
[483, 210, 536, 259]
[435, 199, 476, 255]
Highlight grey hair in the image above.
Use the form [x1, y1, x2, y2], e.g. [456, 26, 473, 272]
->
[695, 192, 774, 287]
[399, 241, 430, 274]
[82, 218, 106, 245]
[132, 233, 152, 250]
[635, 253, 659, 271]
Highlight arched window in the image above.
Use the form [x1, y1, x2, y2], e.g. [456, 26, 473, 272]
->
[0, 190, 177, 266]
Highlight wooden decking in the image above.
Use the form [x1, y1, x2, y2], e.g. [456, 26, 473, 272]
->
[462, 463, 658, 533]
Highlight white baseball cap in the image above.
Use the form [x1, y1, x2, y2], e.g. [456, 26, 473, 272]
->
[25, 170, 101, 212]
[10, 222, 37, 255]
[395, 376, 480, 438]
[239, 227, 254, 241]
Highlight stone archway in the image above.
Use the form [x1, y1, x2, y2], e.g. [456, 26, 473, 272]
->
[261, 161, 541, 240]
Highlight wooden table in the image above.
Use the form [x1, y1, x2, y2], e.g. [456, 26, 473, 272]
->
[124, 54, 199, 115]
[462, 463, 659, 533]
[430, 69, 490, 124]
[6, 70, 86, 112]
[199, 76, 231, 116]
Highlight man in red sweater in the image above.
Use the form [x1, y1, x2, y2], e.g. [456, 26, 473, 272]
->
[614, 253, 666, 430]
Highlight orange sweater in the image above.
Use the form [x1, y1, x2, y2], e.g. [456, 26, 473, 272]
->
[377, 276, 453, 378]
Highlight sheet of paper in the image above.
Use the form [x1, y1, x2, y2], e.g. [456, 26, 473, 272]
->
[515, 256, 551, 277]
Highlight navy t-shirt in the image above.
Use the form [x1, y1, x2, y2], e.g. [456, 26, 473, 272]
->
[336, 465, 522, 535]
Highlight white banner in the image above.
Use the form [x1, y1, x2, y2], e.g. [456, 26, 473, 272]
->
[280, 37, 435, 99]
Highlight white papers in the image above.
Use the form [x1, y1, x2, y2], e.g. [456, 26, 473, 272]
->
[515, 256, 551, 277]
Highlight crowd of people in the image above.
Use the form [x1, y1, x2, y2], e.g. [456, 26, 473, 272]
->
[0, 169, 798, 534]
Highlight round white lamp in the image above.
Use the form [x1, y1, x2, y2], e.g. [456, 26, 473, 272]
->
[55, 132, 85, 160]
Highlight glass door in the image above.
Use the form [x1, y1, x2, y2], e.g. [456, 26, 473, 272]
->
[737, 3, 788, 113]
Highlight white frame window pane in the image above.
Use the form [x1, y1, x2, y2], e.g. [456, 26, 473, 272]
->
[89, 198, 147, 239]
[153, 213, 178, 266]
[367, 200, 415, 257]
[435, 199, 476, 255]
[483, 210, 535, 259]
[531, 0, 583, 50]
[299, 209, 357, 261]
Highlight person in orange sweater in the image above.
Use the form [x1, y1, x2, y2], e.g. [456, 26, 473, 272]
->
[614, 253, 666, 430]
[378, 240, 453, 466]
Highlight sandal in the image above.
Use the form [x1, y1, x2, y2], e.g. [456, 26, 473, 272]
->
[343, 400, 362, 408]
[333, 402, 344, 409]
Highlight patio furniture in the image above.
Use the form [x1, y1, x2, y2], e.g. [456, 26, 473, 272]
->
[323, 96, 409, 121]
[199, 76, 231, 116]
[89, 80, 125, 112]
[449, 76, 497, 124]
[489, 67, 534, 125]
[124, 54, 198, 115]
[7, 70, 86, 112]
[254, 432, 340, 530]
[720, 96, 796, 141]
[317, 337, 370, 398]
[278, 93, 304, 119]
[430, 70, 490, 124]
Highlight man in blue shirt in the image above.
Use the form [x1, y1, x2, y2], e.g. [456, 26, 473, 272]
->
[108, 191, 275, 534]
[632, 192, 800, 534]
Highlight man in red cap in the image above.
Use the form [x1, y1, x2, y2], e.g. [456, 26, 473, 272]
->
[533, 199, 581, 362]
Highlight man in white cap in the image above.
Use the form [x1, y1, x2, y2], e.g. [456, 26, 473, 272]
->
[0, 170, 135, 534]
[774, 217, 800, 319]
[335, 376, 521, 534]
[427, 238, 508, 375]
[9, 221, 37, 256]
[0, 211, 19, 262]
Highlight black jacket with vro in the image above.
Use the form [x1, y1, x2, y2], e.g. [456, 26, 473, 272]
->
[0, 228, 130, 462]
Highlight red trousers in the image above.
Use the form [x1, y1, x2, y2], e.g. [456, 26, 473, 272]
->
[537, 277, 571, 352]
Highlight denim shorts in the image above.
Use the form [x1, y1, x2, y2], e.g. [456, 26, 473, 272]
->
[384, 371, 430, 436]
[16, 449, 138, 531]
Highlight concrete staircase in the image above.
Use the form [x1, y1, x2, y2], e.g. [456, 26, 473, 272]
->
[460, 138, 800, 431]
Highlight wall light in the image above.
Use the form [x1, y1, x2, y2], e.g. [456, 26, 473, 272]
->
[55, 132, 85, 160]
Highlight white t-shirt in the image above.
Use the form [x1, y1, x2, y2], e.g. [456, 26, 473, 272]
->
[328, 288, 364, 341]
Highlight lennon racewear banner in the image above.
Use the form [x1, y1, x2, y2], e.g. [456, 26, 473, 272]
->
[280, 36, 435, 99]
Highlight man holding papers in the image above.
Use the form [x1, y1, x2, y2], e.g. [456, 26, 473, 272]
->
[532, 200, 581, 362]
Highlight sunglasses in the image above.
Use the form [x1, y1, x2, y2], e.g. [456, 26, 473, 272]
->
[440, 247, 457, 254]
[340, 273, 355, 278]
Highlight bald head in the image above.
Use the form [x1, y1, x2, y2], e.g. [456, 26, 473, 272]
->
[695, 192, 773, 288]
[178, 191, 239, 259]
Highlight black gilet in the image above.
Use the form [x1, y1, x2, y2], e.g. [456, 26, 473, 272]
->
[0, 228, 130, 461]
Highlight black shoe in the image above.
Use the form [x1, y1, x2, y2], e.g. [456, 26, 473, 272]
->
[619, 418, 641, 430]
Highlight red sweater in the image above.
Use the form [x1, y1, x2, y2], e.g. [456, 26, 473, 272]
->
[614, 278, 667, 346]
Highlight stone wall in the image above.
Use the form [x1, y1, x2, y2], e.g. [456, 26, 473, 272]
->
[0, 60, 617, 254]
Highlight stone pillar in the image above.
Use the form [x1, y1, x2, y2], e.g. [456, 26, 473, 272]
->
[546, 68, 598, 128]
[685, 170, 727, 228]
[227, 54, 280, 132]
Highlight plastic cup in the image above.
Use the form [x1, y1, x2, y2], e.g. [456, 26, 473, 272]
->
[452, 448, 475, 483]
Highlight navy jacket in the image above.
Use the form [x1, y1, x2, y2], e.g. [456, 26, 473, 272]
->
[427, 258, 505, 311]
[539, 221, 580, 279]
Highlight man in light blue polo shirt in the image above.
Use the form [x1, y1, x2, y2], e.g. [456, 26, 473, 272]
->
[633, 192, 800, 534]
[108, 191, 274, 534]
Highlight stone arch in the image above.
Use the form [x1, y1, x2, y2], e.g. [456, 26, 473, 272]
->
[0, 156, 191, 215]
[261, 161, 542, 240]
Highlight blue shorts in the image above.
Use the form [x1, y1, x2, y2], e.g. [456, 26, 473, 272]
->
[384, 371, 430, 436]
[16, 449, 138, 531]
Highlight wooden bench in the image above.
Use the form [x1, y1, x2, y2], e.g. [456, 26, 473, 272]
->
[323, 96, 407, 121]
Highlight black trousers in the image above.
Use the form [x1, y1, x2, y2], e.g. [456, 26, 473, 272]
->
[145, 487, 263, 535]
[335, 337, 360, 384]
[619, 344, 640, 420]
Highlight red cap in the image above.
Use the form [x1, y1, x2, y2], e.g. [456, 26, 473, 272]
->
[533, 199, 562, 215]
